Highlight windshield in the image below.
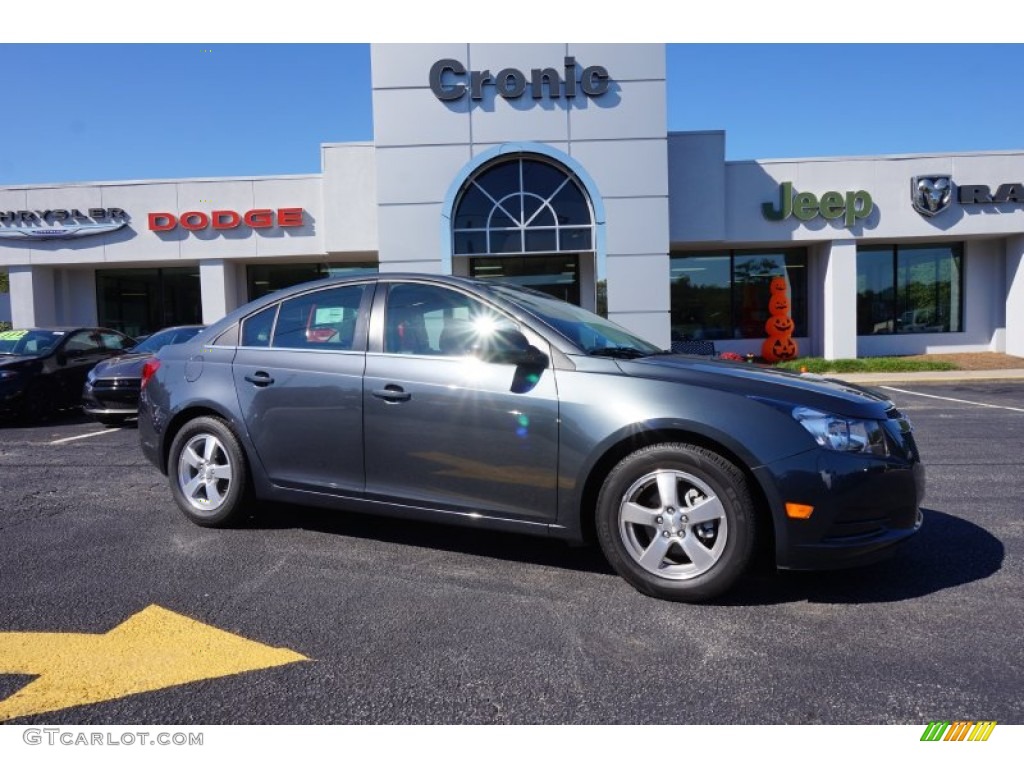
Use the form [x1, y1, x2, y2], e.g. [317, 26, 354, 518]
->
[131, 326, 204, 354]
[0, 329, 65, 357]
[492, 285, 662, 357]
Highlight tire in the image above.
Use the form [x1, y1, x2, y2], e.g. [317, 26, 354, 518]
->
[167, 416, 250, 528]
[595, 443, 756, 603]
[20, 385, 52, 424]
[96, 415, 128, 427]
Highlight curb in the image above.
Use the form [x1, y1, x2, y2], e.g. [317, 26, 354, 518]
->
[819, 369, 1024, 385]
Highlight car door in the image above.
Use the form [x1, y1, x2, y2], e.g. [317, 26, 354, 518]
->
[232, 282, 372, 494]
[53, 330, 114, 407]
[363, 281, 560, 522]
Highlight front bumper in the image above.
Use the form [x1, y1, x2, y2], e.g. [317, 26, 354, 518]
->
[82, 379, 140, 417]
[757, 446, 925, 571]
[0, 382, 29, 418]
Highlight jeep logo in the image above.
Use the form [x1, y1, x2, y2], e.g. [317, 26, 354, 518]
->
[762, 182, 873, 227]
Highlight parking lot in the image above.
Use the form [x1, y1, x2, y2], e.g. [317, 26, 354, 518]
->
[0, 381, 1021, 725]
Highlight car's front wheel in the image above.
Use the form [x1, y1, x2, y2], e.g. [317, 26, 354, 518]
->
[168, 416, 249, 528]
[595, 443, 756, 602]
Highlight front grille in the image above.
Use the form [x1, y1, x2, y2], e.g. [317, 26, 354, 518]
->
[93, 378, 139, 390]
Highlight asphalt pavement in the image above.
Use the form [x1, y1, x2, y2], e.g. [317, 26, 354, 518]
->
[0, 380, 1021, 725]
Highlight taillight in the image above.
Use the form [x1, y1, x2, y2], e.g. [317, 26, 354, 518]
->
[140, 358, 161, 389]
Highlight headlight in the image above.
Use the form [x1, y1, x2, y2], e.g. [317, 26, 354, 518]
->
[792, 406, 889, 457]
[0, 370, 20, 380]
[86, 368, 98, 383]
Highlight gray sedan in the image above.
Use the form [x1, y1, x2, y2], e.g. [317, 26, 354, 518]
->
[138, 274, 923, 602]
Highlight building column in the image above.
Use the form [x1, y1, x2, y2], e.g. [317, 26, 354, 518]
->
[1007, 235, 1024, 358]
[821, 239, 858, 360]
[199, 260, 240, 325]
[606, 253, 671, 349]
[9, 265, 56, 328]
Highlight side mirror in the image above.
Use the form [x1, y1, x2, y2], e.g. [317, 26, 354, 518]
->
[484, 329, 549, 368]
[56, 351, 67, 366]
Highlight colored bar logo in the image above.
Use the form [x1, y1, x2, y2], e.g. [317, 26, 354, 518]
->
[921, 721, 997, 741]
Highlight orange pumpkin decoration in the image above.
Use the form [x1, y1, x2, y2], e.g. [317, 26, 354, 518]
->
[766, 316, 795, 335]
[762, 275, 799, 363]
[764, 335, 797, 361]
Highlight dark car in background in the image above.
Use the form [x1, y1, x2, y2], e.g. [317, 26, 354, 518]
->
[138, 274, 925, 603]
[83, 325, 205, 426]
[0, 327, 135, 422]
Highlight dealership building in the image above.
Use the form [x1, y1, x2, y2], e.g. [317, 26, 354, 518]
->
[2, 43, 1023, 359]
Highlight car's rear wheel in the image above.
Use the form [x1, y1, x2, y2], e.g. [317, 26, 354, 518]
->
[168, 416, 249, 528]
[595, 443, 756, 602]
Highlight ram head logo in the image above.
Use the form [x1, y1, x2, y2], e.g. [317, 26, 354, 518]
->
[911, 175, 954, 217]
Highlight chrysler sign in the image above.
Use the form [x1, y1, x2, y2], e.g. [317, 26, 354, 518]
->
[429, 56, 610, 102]
[0, 207, 129, 241]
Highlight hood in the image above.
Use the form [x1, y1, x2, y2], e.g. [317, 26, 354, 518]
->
[616, 354, 895, 419]
[90, 351, 152, 378]
[0, 355, 42, 369]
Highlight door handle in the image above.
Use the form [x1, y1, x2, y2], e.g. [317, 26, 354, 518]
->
[372, 386, 411, 403]
[244, 371, 275, 387]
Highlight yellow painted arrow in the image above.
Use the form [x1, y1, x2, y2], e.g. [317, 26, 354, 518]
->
[0, 604, 308, 721]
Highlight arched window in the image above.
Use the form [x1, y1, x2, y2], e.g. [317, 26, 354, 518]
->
[452, 156, 594, 256]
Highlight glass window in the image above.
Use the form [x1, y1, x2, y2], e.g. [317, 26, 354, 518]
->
[470, 255, 580, 306]
[0, 329, 63, 356]
[384, 283, 513, 358]
[271, 285, 367, 351]
[241, 305, 278, 348]
[99, 332, 132, 351]
[857, 244, 963, 335]
[96, 267, 201, 338]
[670, 250, 808, 341]
[131, 326, 203, 353]
[247, 262, 378, 302]
[452, 156, 594, 257]
[64, 330, 104, 354]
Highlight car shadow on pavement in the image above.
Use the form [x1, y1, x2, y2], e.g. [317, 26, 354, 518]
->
[242, 505, 1001, 595]
[725, 508, 1004, 605]
[249, 502, 617, 576]
[0, 409, 96, 429]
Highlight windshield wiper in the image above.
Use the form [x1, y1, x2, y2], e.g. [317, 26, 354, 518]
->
[585, 346, 650, 359]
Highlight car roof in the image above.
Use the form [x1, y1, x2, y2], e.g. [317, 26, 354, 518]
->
[196, 273, 563, 348]
[18, 326, 129, 334]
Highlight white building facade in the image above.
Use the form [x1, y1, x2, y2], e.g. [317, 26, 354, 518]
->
[2, 43, 1022, 359]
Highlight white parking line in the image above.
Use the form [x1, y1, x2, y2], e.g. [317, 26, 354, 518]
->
[881, 386, 1024, 413]
[48, 429, 122, 445]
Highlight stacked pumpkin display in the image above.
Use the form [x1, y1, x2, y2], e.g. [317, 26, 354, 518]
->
[761, 276, 799, 363]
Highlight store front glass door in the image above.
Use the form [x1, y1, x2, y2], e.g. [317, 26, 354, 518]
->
[96, 267, 201, 338]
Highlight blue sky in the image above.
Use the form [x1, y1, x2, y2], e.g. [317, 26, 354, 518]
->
[2, 40, 1021, 186]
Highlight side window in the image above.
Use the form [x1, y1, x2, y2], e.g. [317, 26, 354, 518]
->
[272, 285, 367, 351]
[213, 324, 239, 347]
[241, 305, 278, 347]
[384, 283, 515, 358]
[64, 331, 104, 355]
[100, 332, 130, 351]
